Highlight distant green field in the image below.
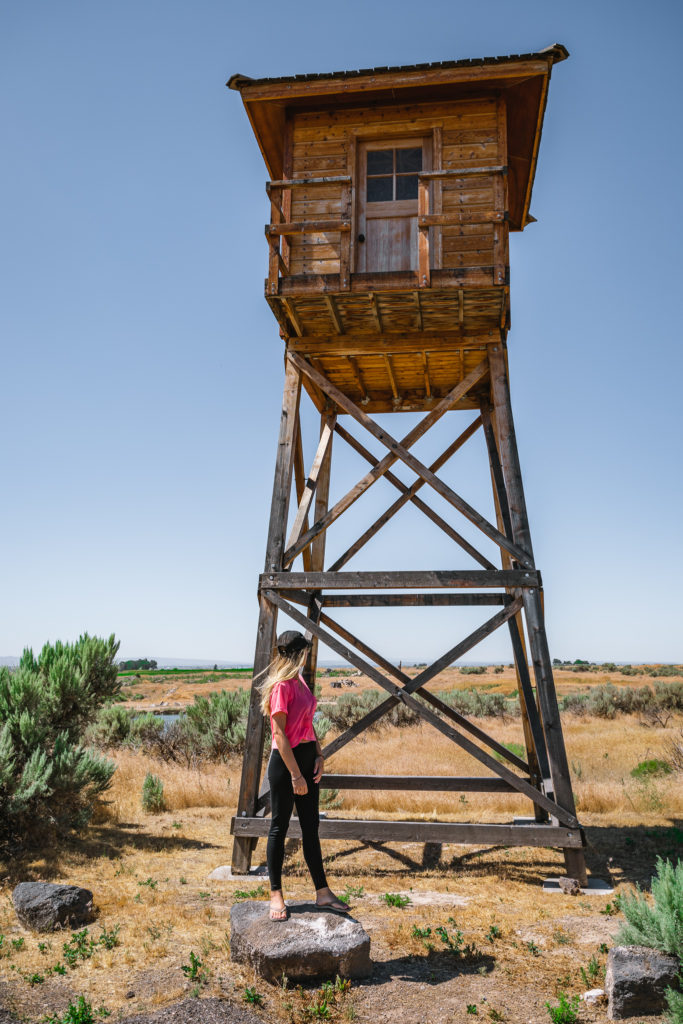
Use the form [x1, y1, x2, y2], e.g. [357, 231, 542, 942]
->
[117, 667, 253, 677]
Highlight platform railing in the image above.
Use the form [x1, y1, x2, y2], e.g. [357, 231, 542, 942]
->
[417, 165, 508, 288]
[265, 165, 507, 294]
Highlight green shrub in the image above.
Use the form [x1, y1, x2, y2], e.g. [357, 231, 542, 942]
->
[666, 987, 683, 1024]
[83, 705, 131, 748]
[545, 993, 580, 1024]
[326, 691, 419, 732]
[494, 741, 526, 763]
[0, 634, 119, 841]
[459, 666, 486, 675]
[631, 759, 672, 779]
[442, 688, 518, 719]
[128, 712, 164, 748]
[615, 857, 683, 959]
[141, 773, 166, 813]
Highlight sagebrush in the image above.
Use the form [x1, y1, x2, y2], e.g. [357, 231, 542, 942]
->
[0, 634, 119, 841]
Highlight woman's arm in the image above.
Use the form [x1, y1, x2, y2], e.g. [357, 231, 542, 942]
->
[272, 711, 307, 795]
[312, 723, 325, 784]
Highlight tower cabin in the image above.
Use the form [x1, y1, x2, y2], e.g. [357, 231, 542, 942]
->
[228, 44, 567, 412]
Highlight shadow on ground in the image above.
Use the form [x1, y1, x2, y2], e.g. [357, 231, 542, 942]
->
[0, 824, 219, 885]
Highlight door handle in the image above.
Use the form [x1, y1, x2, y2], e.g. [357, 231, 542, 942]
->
[357, 233, 365, 243]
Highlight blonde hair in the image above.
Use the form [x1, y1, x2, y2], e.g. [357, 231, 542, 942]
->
[258, 649, 308, 716]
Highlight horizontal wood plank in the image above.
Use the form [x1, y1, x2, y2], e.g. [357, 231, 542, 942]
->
[231, 816, 584, 848]
[319, 775, 516, 791]
[259, 570, 539, 590]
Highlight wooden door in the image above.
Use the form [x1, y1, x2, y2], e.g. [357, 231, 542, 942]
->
[357, 138, 431, 273]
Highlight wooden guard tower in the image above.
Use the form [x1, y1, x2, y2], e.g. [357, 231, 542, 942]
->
[228, 43, 587, 884]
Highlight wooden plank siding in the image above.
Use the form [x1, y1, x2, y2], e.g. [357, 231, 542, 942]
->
[285, 96, 505, 279]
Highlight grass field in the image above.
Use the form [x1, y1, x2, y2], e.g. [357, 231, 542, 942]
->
[0, 666, 681, 1023]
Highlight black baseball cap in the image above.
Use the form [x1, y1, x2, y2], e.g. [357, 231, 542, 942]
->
[277, 630, 312, 657]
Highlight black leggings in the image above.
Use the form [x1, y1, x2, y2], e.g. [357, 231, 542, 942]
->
[266, 740, 328, 892]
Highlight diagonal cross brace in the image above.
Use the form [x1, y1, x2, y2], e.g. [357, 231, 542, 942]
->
[286, 412, 336, 553]
[317, 599, 531, 774]
[264, 589, 578, 828]
[283, 356, 491, 567]
[288, 351, 534, 569]
[330, 418, 494, 571]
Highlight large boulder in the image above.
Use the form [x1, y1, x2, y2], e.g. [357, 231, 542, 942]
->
[230, 900, 372, 983]
[12, 882, 95, 932]
[605, 945, 680, 1019]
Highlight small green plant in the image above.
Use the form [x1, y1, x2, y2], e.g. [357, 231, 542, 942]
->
[467, 1005, 478, 1015]
[494, 741, 526, 763]
[487, 1008, 505, 1023]
[579, 954, 601, 987]
[138, 877, 158, 889]
[62, 929, 96, 967]
[341, 884, 365, 902]
[487, 924, 502, 942]
[52, 963, 67, 975]
[553, 929, 572, 946]
[179, 876, 187, 884]
[598, 942, 609, 954]
[600, 896, 622, 916]
[44, 996, 110, 1024]
[141, 772, 166, 812]
[411, 925, 432, 939]
[181, 951, 207, 984]
[545, 992, 580, 1024]
[233, 884, 266, 900]
[98, 925, 120, 950]
[631, 759, 672, 779]
[243, 986, 262, 1006]
[381, 892, 410, 908]
[11, 938, 25, 951]
[526, 939, 541, 956]
[26, 972, 45, 985]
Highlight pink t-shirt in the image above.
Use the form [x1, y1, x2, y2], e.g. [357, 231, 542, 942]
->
[269, 672, 317, 750]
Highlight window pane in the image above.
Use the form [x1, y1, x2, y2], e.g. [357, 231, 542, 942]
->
[367, 176, 393, 202]
[396, 174, 418, 200]
[367, 150, 393, 175]
[396, 147, 422, 173]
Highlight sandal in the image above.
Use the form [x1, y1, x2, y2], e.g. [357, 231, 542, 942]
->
[269, 902, 289, 921]
[315, 898, 350, 912]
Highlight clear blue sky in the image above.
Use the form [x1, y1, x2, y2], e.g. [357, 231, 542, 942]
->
[2, 0, 681, 664]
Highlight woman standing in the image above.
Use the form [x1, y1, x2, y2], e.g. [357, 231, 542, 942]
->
[259, 630, 350, 921]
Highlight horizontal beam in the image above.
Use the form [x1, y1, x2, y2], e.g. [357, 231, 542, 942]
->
[418, 166, 507, 179]
[259, 570, 540, 590]
[231, 816, 584, 849]
[321, 593, 509, 607]
[267, 220, 351, 236]
[278, 268, 500, 295]
[267, 176, 352, 189]
[287, 334, 498, 356]
[320, 775, 515, 792]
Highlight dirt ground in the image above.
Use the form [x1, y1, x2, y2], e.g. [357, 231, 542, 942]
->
[0, 666, 681, 1024]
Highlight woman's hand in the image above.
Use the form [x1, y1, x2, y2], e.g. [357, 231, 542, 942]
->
[292, 773, 308, 796]
[313, 755, 324, 784]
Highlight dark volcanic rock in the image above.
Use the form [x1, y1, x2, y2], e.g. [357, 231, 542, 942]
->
[605, 945, 680, 1018]
[558, 876, 581, 896]
[12, 882, 95, 932]
[230, 900, 372, 983]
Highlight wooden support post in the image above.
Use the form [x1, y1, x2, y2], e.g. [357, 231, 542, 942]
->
[231, 359, 301, 874]
[481, 396, 550, 821]
[303, 409, 334, 690]
[488, 345, 586, 883]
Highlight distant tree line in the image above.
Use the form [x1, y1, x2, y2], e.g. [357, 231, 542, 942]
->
[119, 658, 157, 670]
